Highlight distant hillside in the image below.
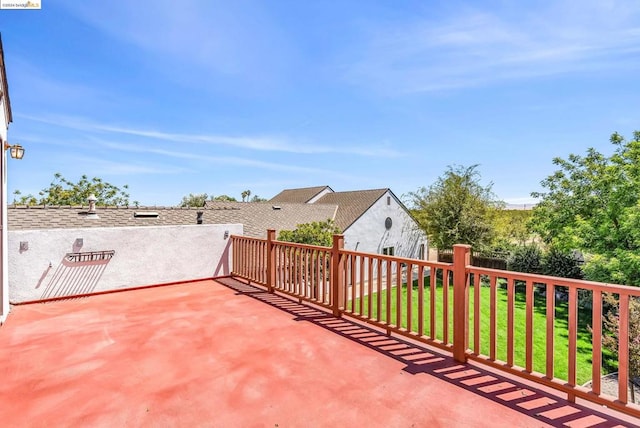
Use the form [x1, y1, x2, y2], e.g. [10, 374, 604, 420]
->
[504, 203, 537, 210]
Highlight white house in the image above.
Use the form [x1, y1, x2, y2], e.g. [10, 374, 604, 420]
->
[270, 186, 428, 260]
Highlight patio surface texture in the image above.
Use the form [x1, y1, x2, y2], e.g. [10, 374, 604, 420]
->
[1, 278, 638, 427]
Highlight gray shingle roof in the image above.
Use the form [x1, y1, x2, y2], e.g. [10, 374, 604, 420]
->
[8, 203, 338, 238]
[8, 187, 404, 237]
[269, 186, 332, 203]
[201, 202, 337, 236]
[315, 189, 389, 231]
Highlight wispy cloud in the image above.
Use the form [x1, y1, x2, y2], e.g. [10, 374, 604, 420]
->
[343, 1, 640, 93]
[68, 155, 188, 176]
[94, 140, 354, 177]
[18, 113, 401, 157]
[56, 0, 292, 90]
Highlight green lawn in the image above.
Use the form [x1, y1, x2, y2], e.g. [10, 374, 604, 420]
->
[351, 277, 614, 385]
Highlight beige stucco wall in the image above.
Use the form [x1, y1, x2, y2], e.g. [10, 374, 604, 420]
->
[8, 223, 242, 303]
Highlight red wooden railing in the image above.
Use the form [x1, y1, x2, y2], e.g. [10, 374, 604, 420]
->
[231, 232, 640, 418]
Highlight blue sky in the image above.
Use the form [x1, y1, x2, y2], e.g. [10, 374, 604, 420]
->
[2, 0, 639, 206]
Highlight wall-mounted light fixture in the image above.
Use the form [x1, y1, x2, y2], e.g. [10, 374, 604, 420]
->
[4, 141, 24, 160]
[224, 230, 229, 239]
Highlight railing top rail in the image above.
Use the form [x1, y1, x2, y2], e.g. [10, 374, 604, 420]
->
[339, 248, 453, 268]
[230, 235, 332, 251]
[468, 265, 640, 295]
[272, 240, 332, 251]
[230, 235, 266, 243]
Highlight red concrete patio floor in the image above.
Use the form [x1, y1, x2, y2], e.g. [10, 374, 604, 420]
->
[1, 278, 637, 427]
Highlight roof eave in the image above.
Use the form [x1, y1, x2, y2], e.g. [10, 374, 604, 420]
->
[0, 34, 13, 124]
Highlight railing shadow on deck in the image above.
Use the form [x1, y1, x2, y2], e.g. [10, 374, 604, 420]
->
[215, 276, 636, 428]
[231, 233, 640, 419]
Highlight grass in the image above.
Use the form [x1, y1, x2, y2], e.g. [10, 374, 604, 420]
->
[351, 276, 615, 385]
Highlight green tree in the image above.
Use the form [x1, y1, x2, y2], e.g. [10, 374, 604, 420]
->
[250, 195, 267, 202]
[532, 132, 640, 388]
[278, 219, 340, 247]
[14, 173, 130, 206]
[530, 131, 640, 285]
[409, 165, 503, 250]
[210, 194, 237, 202]
[492, 209, 534, 249]
[179, 193, 209, 207]
[241, 189, 251, 202]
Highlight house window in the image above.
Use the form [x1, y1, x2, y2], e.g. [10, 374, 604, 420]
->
[382, 246, 394, 256]
[387, 196, 391, 205]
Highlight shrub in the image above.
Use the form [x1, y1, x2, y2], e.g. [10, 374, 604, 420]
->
[278, 219, 339, 247]
[507, 244, 543, 274]
[542, 247, 583, 279]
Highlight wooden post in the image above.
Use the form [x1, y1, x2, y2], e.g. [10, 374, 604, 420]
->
[331, 234, 344, 317]
[453, 244, 471, 363]
[266, 229, 275, 293]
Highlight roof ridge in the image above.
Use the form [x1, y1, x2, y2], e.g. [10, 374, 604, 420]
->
[329, 188, 389, 194]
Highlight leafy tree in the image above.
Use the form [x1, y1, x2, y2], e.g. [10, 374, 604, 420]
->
[278, 219, 340, 247]
[12, 190, 36, 205]
[250, 195, 267, 202]
[210, 194, 237, 202]
[409, 165, 503, 250]
[530, 131, 640, 285]
[179, 193, 209, 207]
[14, 173, 130, 206]
[241, 189, 251, 202]
[492, 209, 534, 249]
[583, 252, 640, 286]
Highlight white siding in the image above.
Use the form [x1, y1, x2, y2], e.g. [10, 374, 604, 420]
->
[343, 190, 427, 260]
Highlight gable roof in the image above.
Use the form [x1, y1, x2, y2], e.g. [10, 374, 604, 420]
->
[201, 202, 337, 236]
[315, 189, 389, 231]
[0, 34, 13, 124]
[8, 202, 338, 238]
[269, 186, 332, 203]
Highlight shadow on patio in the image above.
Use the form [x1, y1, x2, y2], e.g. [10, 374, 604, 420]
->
[217, 277, 637, 428]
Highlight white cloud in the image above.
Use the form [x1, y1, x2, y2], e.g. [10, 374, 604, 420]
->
[94, 140, 354, 177]
[56, 0, 292, 86]
[18, 113, 402, 157]
[343, 1, 640, 93]
[62, 155, 188, 176]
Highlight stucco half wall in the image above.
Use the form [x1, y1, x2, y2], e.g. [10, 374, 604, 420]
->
[8, 224, 242, 303]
